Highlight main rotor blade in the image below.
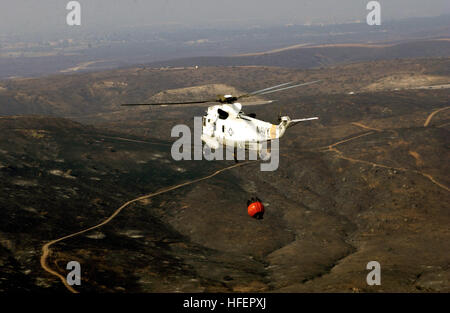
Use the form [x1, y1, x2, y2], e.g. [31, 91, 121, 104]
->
[239, 100, 275, 106]
[256, 80, 322, 96]
[249, 82, 296, 95]
[122, 100, 215, 106]
[237, 82, 295, 100]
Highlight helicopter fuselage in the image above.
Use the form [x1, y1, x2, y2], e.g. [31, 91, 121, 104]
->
[201, 102, 287, 151]
[123, 80, 321, 152]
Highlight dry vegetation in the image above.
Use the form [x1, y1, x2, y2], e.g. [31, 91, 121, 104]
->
[0, 57, 449, 293]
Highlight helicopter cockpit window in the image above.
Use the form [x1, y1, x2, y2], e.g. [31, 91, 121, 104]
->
[218, 108, 229, 120]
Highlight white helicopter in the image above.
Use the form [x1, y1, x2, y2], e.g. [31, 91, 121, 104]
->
[123, 80, 321, 153]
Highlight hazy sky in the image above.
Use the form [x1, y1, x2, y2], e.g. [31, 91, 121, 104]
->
[1, 0, 449, 35]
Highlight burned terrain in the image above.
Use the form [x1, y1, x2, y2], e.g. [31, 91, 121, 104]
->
[0, 58, 449, 293]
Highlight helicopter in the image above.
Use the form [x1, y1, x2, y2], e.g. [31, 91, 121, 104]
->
[122, 80, 321, 153]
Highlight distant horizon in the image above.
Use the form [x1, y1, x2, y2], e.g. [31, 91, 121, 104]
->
[1, 13, 449, 42]
[1, 0, 449, 38]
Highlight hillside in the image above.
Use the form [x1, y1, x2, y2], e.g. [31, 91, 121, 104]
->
[0, 58, 448, 119]
[147, 39, 450, 69]
[0, 96, 449, 293]
[0, 57, 449, 293]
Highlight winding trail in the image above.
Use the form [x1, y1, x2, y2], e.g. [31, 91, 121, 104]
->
[350, 122, 382, 132]
[40, 161, 257, 293]
[40, 109, 450, 292]
[424, 106, 450, 127]
[324, 122, 449, 192]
